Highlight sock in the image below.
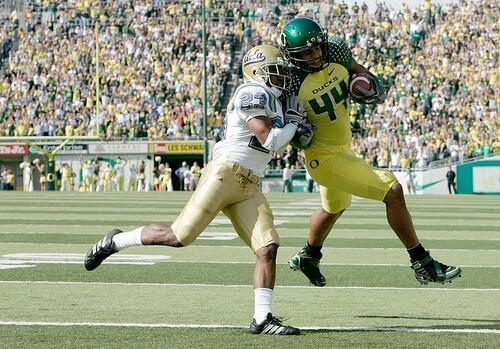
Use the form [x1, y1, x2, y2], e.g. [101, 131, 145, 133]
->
[407, 243, 429, 262]
[113, 227, 144, 251]
[304, 242, 323, 259]
[254, 288, 273, 324]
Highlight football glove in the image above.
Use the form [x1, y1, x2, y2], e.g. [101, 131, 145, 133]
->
[290, 122, 314, 150]
[350, 73, 387, 105]
[284, 95, 307, 126]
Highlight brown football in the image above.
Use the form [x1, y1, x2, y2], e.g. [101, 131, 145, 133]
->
[349, 74, 373, 99]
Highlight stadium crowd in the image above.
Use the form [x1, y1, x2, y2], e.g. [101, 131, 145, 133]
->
[0, 0, 498, 170]
[0, 0, 239, 140]
[252, 0, 498, 169]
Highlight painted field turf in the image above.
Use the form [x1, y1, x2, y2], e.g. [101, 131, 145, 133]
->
[0, 192, 499, 348]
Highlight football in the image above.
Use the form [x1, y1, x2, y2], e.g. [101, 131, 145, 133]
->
[349, 73, 374, 99]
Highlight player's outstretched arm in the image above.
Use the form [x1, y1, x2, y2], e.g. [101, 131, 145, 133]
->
[349, 60, 386, 104]
[247, 116, 297, 151]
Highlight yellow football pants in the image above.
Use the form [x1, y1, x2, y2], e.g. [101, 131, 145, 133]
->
[305, 145, 397, 213]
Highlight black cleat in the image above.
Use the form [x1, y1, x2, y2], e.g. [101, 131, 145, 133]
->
[84, 229, 122, 271]
[289, 247, 326, 287]
[411, 253, 462, 285]
[248, 313, 300, 335]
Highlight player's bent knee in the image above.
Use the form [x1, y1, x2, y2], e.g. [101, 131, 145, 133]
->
[172, 229, 193, 247]
[145, 223, 185, 247]
[318, 208, 344, 223]
[255, 243, 278, 263]
[323, 207, 345, 216]
[384, 182, 404, 204]
[171, 223, 206, 247]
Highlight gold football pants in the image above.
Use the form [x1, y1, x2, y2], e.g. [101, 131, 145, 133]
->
[172, 157, 279, 252]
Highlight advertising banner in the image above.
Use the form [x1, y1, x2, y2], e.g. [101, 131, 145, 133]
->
[88, 142, 148, 155]
[0, 144, 28, 155]
[151, 141, 204, 154]
[29, 144, 88, 155]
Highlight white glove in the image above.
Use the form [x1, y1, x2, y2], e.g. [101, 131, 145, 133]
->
[284, 95, 306, 126]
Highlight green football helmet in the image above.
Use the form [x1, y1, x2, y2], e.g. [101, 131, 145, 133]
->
[279, 17, 328, 72]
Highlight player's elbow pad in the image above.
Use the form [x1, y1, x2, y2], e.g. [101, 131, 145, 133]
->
[262, 123, 297, 151]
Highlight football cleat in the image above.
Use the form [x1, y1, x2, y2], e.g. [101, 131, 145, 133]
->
[289, 247, 326, 287]
[248, 313, 300, 335]
[411, 254, 462, 285]
[84, 229, 122, 271]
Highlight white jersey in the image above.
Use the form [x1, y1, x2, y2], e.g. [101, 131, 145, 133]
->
[212, 82, 284, 177]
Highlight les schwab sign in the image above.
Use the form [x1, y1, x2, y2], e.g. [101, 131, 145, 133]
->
[152, 142, 204, 154]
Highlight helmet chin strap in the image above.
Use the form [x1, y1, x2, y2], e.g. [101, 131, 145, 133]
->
[268, 85, 282, 98]
[264, 77, 284, 97]
[296, 57, 326, 73]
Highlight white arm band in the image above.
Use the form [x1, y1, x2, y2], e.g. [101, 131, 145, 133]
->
[262, 123, 297, 151]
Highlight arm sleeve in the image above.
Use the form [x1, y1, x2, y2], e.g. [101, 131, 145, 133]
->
[327, 38, 353, 71]
[262, 123, 297, 151]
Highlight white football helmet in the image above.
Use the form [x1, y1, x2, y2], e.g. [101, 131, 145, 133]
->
[242, 45, 291, 97]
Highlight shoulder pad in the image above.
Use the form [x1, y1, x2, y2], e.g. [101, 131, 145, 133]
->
[327, 38, 352, 71]
[288, 70, 303, 96]
[233, 83, 278, 121]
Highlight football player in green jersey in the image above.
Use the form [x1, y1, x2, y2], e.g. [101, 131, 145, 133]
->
[279, 17, 461, 286]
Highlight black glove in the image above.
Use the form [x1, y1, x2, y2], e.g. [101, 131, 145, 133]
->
[350, 73, 387, 105]
[290, 123, 315, 150]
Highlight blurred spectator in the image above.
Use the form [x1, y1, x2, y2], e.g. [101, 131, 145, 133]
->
[175, 161, 189, 191]
[159, 162, 173, 192]
[405, 168, 416, 194]
[137, 160, 146, 191]
[189, 161, 201, 190]
[114, 157, 127, 191]
[60, 163, 72, 192]
[282, 163, 294, 193]
[446, 166, 457, 194]
[33, 158, 47, 191]
[183, 167, 192, 191]
[128, 162, 138, 191]
[1, 169, 15, 190]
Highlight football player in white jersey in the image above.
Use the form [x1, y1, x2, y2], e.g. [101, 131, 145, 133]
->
[84, 45, 314, 335]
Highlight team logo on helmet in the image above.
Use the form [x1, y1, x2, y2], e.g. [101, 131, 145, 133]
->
[243, 49, 266, 66]
[241, 45, 290, 98]
[279, 33, 288, 48]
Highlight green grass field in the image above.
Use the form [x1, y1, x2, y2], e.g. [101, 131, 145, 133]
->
[0, 192, 499, 348]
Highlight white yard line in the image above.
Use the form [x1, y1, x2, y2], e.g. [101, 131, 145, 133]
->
[1, 258, 499, 268]
[0, 320, 498, 334]
[1, 280, 499, 292]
